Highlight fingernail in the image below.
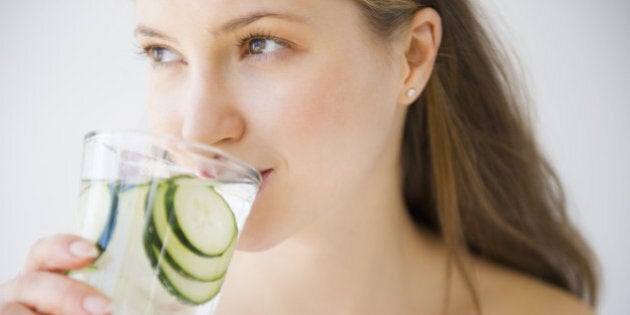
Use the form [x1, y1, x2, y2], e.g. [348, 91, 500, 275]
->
[83, 295, 111, 314]
[69, 240, 99, 258]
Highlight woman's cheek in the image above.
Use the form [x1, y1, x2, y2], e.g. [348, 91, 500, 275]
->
[147, 67, 194, 134]
[271, 58, 354, 133]
[147, 83, 184, 136]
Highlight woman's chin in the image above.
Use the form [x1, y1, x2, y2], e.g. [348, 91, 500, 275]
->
[236, 217, 291, 252]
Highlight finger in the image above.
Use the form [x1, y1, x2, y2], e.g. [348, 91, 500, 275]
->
[0, 302, 37, 315]
[3, 272, 111, 315]
[23, 234, 99, 273]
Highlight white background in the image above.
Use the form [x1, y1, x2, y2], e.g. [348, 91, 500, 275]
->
[0, 1, 627, 313]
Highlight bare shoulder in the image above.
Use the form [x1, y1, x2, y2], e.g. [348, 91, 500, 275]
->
[473, 258, 594, 315]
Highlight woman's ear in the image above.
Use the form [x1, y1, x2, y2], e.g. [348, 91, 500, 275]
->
[396, 8, 442, 106]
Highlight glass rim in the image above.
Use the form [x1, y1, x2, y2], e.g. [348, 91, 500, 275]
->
[83, 129, 262, 185]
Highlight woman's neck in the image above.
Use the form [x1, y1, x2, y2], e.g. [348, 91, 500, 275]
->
[217, 122, 454, 314]
[217, 174, 450, 314]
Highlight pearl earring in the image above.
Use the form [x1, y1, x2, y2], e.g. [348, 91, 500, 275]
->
[407, 88, 417, 98]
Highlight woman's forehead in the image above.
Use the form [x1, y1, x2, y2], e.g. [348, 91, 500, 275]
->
[134, 0, 349, 22]
[134, 0, 367, 42]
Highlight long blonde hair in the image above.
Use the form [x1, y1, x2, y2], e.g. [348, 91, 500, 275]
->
[355, 0, 599, 310]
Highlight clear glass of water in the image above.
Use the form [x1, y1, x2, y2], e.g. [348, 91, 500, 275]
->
[70, 130, 261, 315]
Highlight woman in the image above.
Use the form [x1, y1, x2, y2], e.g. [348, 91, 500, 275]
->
[0, 0, 598, 314]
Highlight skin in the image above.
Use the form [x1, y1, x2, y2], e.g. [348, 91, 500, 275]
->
[136, 0, 415, 252]
[0, 0, 594, 314]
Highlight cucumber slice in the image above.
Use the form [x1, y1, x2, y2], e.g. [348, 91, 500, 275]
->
[166, 177, 237, 257]
[146, 225, 236, 281]
[148, 183, 236, 281]
[118, 181, 151, 193]
[77, 182, 117, 251]
[117, 184, 150, 211]
[144, 236, 224, 305]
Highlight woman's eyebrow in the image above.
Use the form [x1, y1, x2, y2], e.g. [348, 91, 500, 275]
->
[214, 11, 309, 35]
[134, 11, 308, 40]
[134, 25, 176, 41]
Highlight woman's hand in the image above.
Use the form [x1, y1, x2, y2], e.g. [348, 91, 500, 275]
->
[0, 234, 112, 315]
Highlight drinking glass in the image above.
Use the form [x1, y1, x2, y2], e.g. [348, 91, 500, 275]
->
[70, 130, 261, 314]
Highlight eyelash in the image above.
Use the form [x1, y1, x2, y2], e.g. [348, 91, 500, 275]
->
[136, 31, 290, 68]
[135, 44, 177, 69]
[236, 31, 290, 57]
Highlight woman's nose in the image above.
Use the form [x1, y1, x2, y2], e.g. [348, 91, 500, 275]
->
[180, 70, 245, 147]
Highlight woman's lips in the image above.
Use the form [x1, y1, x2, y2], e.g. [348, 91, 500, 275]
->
[259, 169, 273, 189]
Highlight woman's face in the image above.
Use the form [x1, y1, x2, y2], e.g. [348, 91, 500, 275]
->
[135, 0, 409, 250]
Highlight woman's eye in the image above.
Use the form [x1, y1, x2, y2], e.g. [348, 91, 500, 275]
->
[145, 46, 180, 64]
[247, 37, 287, 55]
